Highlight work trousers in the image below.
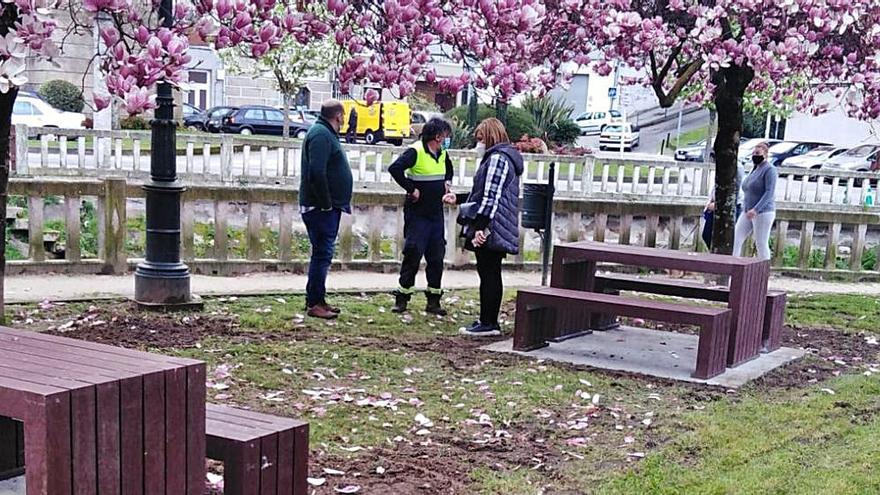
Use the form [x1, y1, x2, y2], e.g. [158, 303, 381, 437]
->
[398, 213, 446, 293]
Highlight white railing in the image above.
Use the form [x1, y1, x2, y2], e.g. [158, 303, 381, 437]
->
[11, 125, 880, 208]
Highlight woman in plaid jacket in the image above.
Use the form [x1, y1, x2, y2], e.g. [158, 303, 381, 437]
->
[444, 118, 524, 336]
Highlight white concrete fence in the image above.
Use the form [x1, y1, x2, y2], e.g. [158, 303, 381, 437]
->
[12, 125, 880, 208]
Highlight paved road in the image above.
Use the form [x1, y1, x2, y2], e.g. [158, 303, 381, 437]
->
[576, 107, 710, 154]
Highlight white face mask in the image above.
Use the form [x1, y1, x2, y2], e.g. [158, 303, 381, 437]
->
[475, 142, 486, 156]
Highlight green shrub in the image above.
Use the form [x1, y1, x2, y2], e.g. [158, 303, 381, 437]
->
[449, 116, 474, 149]
[445, 104, 538, 142]
[120, 116, 151, 130]
[407, 94, 440, 112]
[521, 95, 580, 146]
[80, 200, 99, 258]
[38, 80, 85, 113]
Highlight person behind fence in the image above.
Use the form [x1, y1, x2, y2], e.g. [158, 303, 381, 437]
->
[444, 118, 524, 337]
[702, 161, 744, 249]
[733, 142, 777, 261]
[346, 107, 358, 144]
[299, 100, 353, 319]
[388, 117, 454, 315]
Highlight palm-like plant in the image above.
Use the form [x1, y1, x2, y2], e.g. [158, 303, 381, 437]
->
[521, 94, 578, 146]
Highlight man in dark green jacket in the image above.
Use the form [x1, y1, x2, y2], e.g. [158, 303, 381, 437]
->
[300, 100, 353, 319]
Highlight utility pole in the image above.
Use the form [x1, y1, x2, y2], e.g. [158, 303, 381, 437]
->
[134, 0, 197, 307]
[610, 62, 620, 112]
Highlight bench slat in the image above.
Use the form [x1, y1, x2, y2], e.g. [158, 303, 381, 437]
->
[0, 326, 200, 367]
[143, 372, 167, 495]
[71, 386, 98, 494]
[208, 403, 307, 430]
[596, 274, 730, 302]
[519, 287, 727, 325]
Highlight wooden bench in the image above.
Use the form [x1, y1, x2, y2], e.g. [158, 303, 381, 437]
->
[514, 287, 733, 379]
[594, 274, 786, 352]
[0, 326, 206, 494]
[206, 403, 309, 495]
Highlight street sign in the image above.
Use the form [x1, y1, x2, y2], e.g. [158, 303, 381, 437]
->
[608, 87, 618, 98]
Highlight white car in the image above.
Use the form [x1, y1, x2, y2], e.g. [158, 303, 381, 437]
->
[821, 144, 880, 172]
[12, 95, 85, 129]
[598, 123, 640, 151]
[780, 146, 847, 170]
[574, 109, 622, 135]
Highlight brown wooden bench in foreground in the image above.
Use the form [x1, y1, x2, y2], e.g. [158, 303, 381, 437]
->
[0, 325, 206, 494]
[594, 274, 786, 352]
[207, 403, 309, 495]
[514, 287, 732, 379]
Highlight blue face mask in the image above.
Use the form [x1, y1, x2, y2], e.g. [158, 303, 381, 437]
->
[442, 137, 451, 150]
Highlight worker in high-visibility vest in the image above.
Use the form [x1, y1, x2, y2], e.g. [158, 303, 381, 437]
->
[388, 118, 454, 315]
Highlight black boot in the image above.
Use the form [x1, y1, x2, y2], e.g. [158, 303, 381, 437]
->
[425, 292, 447, 316]
[391, 291, 411, 313]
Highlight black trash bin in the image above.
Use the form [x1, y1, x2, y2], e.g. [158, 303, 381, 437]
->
[522, 183, 550, 230]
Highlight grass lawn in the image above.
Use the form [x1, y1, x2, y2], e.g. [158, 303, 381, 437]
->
[9, 290, 879, 494]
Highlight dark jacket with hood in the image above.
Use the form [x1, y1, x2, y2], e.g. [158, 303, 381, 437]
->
[463, 143, 524, 254]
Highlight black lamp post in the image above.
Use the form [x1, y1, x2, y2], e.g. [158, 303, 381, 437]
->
[134, 0, 195, 307]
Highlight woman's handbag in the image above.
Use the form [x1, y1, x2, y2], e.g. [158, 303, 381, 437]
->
[456, 201, 479, 226]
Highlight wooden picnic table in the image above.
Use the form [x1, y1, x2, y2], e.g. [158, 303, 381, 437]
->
[550, 241, 771, 366]
[0, 326, 206, 494]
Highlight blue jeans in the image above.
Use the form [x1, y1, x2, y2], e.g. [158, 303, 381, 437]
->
[702, 205, 742, 250]
[302, 209, 342, 307]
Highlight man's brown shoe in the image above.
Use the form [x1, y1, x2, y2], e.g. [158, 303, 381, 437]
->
[307, 305, 338, 319]
[321, 302, 341, 314]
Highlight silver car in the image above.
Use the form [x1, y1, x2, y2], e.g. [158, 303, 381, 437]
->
[822, 144, 880, 172]
[780, 146, 847, 170]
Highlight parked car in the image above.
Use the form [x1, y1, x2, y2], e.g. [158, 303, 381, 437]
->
[184, 106, 237, 132]
[182, 102, 200, 119]
[410, 110, 443, 138]
[675, 139, 712, 162]
[780, 146, 848, 170]
[766, 141, 830, 167]
[738, 138, 782, 167]
[574, 109, 622, 135]
[821, 144, 880, 172]
[12, 95, 86, 129]
[221, 105, 311, 137]
[598, 123, 640, 151]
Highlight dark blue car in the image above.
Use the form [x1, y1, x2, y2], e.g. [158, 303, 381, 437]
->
[220, 105, 311, 137]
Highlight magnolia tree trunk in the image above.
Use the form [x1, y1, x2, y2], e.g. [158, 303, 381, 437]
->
[711, 65, 755, 254]
[282, 94, 291, 140]
[0, 89, 16, 324]
[496, 100, 508, 128]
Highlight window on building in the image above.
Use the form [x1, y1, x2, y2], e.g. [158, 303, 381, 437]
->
[294, 87, 311, 108]
[186, 70, 211, 111]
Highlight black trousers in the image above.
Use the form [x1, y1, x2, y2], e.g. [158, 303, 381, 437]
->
[398, 213, 446, 292]
[475, 248, 505, 325]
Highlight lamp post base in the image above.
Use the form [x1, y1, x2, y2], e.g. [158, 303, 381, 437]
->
[134, 261, 201, 309]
